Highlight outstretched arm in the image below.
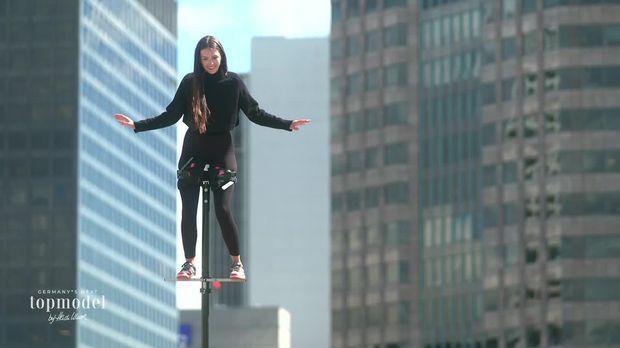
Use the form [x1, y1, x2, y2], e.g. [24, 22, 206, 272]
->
[115, 74, 190, 132]
[237, 76, 296, 131]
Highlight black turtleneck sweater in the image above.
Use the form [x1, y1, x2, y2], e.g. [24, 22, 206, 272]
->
[134, 72, 293, 134]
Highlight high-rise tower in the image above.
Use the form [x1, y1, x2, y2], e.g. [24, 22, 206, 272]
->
[0, 1, 178, 347]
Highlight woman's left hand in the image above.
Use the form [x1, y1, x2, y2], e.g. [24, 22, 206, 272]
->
[290, 119, 311, 131]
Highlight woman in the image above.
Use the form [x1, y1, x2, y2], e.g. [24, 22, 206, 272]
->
[115, 35, 310, 281]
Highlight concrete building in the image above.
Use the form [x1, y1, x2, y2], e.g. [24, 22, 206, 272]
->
[477, 0, 620, 347]
[329, 0, 418, 347]
[331, 0, 620, 348]
[246, 36, 330, 348]
[179, 306, 291, 348]
[0, 0, 178, 347]
[330, 0, 620, 348]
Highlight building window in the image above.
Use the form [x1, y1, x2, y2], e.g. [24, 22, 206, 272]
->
[561, 235, 620, 260]
[501, 78, 516, 101]
[330, 77, 342, 100]
[384, 23, 408, 48]
[472, 9, 480, 38]
[384, 220, 410, 245]
[546, 0, 620, 7]
[483, 40, 496, 64]
[346, 190, 362, 211]
[331, 116, 346, 137]
[332, 192, 344, 212]
[560, 192, 620, 216]
[366, 225, 380, 246]
[523, 0, 537, 13]
[557, 150, 620, 174]
[422, 21, 432, 49]
[367, 263, 381, 287]
[367, 304, 383, 326]
[422, 62, 432, 87]
[331, 0, 342, 23]
[366, 147, 379, 169]
[347, 35, 362, 56]
[331, 38, 345, 60]
[559, 24, 620, 47]
[384, 62, 408, 87]
[347, 0, 360, 17]
[482, 122, 496, 146]
[502, 0, 516, 19]
[483, 1, 496, 23]
[384, 182, 409, 204]
[365, 107, 382, 130]
[482, 165, 496, 187]
[365, 29, 381, 52]
[523, 31, 537, 56]
[347, 111, 364, 133]
[544, 27, 559, 51]
[432, 18, 441, 47]
[346, 72, 363, 96]
[365, 186, 380, 208]
[386, 301, 409, 324]
[384, 142, 408, 165]
[365, 0, 378, 13]
[384, 0, 408, 9]
[348, 228, 363, 251]
[346, 150, 363, 172]
[331, 153, 345, 176]
[559, 67, 620, 89]
[502, 37, 516, 61]
[503, 161, 517, 183]
[462, 11, 471, 40]
[365, 67, 380, 90]
[384, 102, 409, 126]
[558, 108, 620, 131]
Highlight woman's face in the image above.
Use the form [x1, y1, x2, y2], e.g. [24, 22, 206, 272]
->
[200, 47, 221, 75]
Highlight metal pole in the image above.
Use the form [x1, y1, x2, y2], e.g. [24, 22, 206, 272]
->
[201, 177, 211, 348]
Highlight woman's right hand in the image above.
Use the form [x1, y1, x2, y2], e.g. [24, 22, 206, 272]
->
[114, 113, 135, 129]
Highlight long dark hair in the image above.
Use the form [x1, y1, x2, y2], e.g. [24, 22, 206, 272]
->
[191, 35, 228, 133]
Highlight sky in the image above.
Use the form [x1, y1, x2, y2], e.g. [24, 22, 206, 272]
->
[174, 0, 330, 309]
[176, 0, 331, 77]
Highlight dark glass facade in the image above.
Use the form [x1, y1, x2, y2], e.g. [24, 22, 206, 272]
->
[0, 0, 178, 347]
[418, 1, 485, 347]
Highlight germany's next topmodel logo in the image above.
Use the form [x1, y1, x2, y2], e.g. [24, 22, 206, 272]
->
[30, 289, 106, 324]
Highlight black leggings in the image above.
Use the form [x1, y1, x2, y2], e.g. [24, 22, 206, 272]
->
[178, 130, 240, 259]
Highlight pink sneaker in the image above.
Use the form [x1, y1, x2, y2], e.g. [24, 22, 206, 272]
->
[176, 262, 196, 280]
[229, 263, 246, 281]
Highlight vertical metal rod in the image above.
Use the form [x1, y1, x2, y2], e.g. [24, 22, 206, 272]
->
[201, 178, 211, 348]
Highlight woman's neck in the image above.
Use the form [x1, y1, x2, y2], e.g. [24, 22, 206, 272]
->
[204, 71, 222, 83]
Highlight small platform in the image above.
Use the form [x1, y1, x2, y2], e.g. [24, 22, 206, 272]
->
[164, 277, 246, 283]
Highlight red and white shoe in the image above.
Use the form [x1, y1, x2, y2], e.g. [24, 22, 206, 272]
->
[176, 262, 196, 280]
[229, 262, 246, 281]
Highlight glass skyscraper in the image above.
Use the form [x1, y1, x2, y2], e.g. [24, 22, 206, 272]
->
[418, 0, 485, 347]
[0, 0, 178, 347]
[330, 0, 620, 347]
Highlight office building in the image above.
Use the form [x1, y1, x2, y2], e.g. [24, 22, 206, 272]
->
[0, 0, 178, 347]
[179, 306, 291, 348]
[246, 36, 330, 348]
[331, 0, 620, 348]
[478, 0, 620, 347]
[330, 0, 418, 347]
